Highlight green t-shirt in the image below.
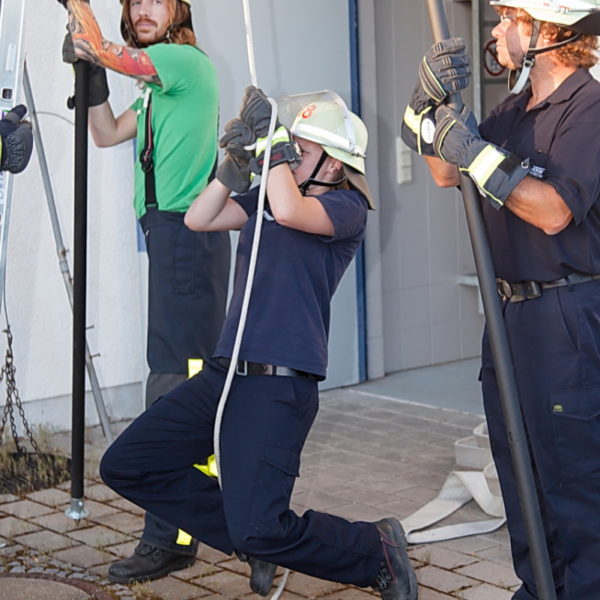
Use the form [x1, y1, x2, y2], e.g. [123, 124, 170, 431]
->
[131, 43, 219, 218]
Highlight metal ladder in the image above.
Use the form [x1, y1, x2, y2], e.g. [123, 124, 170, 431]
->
[0, 0, 114, 443]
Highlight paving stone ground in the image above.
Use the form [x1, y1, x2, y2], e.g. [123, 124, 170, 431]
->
[0, 386, 519, 600]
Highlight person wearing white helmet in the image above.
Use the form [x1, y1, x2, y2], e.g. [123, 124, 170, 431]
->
[99, 86, 419, 600]
[59, 0, 230, 583]
[407, 1, 600, 598]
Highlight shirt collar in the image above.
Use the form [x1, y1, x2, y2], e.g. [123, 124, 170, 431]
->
[520, 68, 592, 111]
[546, 69, 592, 104]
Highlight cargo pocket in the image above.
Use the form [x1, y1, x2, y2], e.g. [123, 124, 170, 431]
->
[173, 223, 195, 294]
[551, 387, 600, 484]
[248, 443, 300, 529]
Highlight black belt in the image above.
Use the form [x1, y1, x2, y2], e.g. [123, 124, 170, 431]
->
[496, 273, 600, 303]
[216, 357, 319, 380]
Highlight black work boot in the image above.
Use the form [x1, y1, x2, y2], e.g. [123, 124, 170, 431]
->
[236, 551, 278, 596]
[108, 542, 196, 584]
[372, 518, 418, 600]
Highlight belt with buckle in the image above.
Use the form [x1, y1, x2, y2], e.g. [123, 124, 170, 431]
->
[496, 273, 600, 303]
[216, 357, 319, 380]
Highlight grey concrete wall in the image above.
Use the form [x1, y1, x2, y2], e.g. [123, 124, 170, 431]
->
[368, 0, 485, 375]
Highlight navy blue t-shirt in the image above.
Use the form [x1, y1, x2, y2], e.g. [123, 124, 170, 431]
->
[479, 69, 600, 282]
[214, 187, 368, 378]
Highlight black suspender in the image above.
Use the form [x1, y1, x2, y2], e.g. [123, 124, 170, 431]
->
[138, 87, 219, 210]
[140, 92, 157, 210]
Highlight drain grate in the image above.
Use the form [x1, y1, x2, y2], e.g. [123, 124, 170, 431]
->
[0, 572, 116, 600]
[0, 549, 166, 600]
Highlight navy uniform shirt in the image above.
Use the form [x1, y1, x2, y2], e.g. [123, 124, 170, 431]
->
[479, 69, 600, 282]
[214, 187, 368, 379]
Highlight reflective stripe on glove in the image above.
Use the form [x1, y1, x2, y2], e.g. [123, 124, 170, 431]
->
[419, 37, 471, 104]
[402, 37, 471, 156]
[239, 86, 301, 174]
[433, 104, 530, 209]
[249, 125, 301, 174]
[401, 87, 437, 156]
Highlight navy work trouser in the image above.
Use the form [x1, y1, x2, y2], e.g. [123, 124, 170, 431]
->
[100, 360, 383, 586]
[481, 280, 600, 600]
[140, 207, 230, 380]
[139, 208, 230, 554]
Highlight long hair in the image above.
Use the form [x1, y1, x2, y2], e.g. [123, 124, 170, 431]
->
[516, 9, 598, 68]
[121, 0, 197, 47]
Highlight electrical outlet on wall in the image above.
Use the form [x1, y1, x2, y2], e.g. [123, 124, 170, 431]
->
[396, 136, 413, 185]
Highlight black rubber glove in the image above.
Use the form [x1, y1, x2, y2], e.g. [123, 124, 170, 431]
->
[433, 104, 530, 210]
[216, 118, 255, 194]
[0, 105, 33, 174]
[62, 32, 109, 107]
[402, 37, 471, 156]
[239, 86, 301, 173]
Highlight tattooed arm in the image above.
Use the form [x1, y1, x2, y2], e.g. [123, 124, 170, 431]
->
[67, 0, 161, 86]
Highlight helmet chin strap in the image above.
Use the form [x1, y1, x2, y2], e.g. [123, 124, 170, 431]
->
[509, 20, 583, 94]
[298, 150, 347, 196]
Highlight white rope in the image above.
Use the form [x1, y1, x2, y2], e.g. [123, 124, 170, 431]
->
[212, 99, 277, 477]
[242, 0, 259, 88]
[211, 5, 291, 597]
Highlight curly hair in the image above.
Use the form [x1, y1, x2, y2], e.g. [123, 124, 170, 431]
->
[514, 8, 598, 68]
[121, 0, 196, 47]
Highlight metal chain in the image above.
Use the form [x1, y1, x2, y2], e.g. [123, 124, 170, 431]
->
[0, 326, 43, 455]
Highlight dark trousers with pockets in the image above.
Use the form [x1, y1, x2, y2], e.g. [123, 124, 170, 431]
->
[481, 280, 600, 599]
[101, 360, 383, 586]
[138, 208, 230, 555]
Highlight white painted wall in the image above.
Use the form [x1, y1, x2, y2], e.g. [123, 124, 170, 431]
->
[7, 2, 144, 432]
[1, 0, 359, 434]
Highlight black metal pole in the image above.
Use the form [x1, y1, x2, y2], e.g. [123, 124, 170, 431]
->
[425, 1, 556, 598]
[67, 59, 90, 520]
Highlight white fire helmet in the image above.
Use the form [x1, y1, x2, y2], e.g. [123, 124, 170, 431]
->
[281, 92, 374, 209]
[490, 0, 600, 32]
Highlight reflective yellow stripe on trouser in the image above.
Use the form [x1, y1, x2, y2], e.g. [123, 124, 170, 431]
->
[188, 358, 220, 479]
[172, 359, 206, 546]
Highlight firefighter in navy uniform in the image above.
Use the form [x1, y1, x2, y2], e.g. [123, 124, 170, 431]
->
[100, 88, 419, 600]
[62, 0, 230, 583]
[406, 1, 600, 598]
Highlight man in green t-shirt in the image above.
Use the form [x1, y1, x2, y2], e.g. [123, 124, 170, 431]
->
[62, 0, 230, 584]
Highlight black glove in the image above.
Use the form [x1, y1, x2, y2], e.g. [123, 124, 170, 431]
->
[433, 104, 530, 209]
[239, 85, 275, 138]
[419, 37, 471, 105]
[402, 38, 471, 156]
[239, 86, 301, 173]
[62, 31, 77, 64]
[216, 118, 255, 193]
[62, 32, 109, 107]
[0, 105, 33, 174]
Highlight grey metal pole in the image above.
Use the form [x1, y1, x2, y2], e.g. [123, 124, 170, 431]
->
[23, 62, 114, 445]
[424, 1, 556, 598]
